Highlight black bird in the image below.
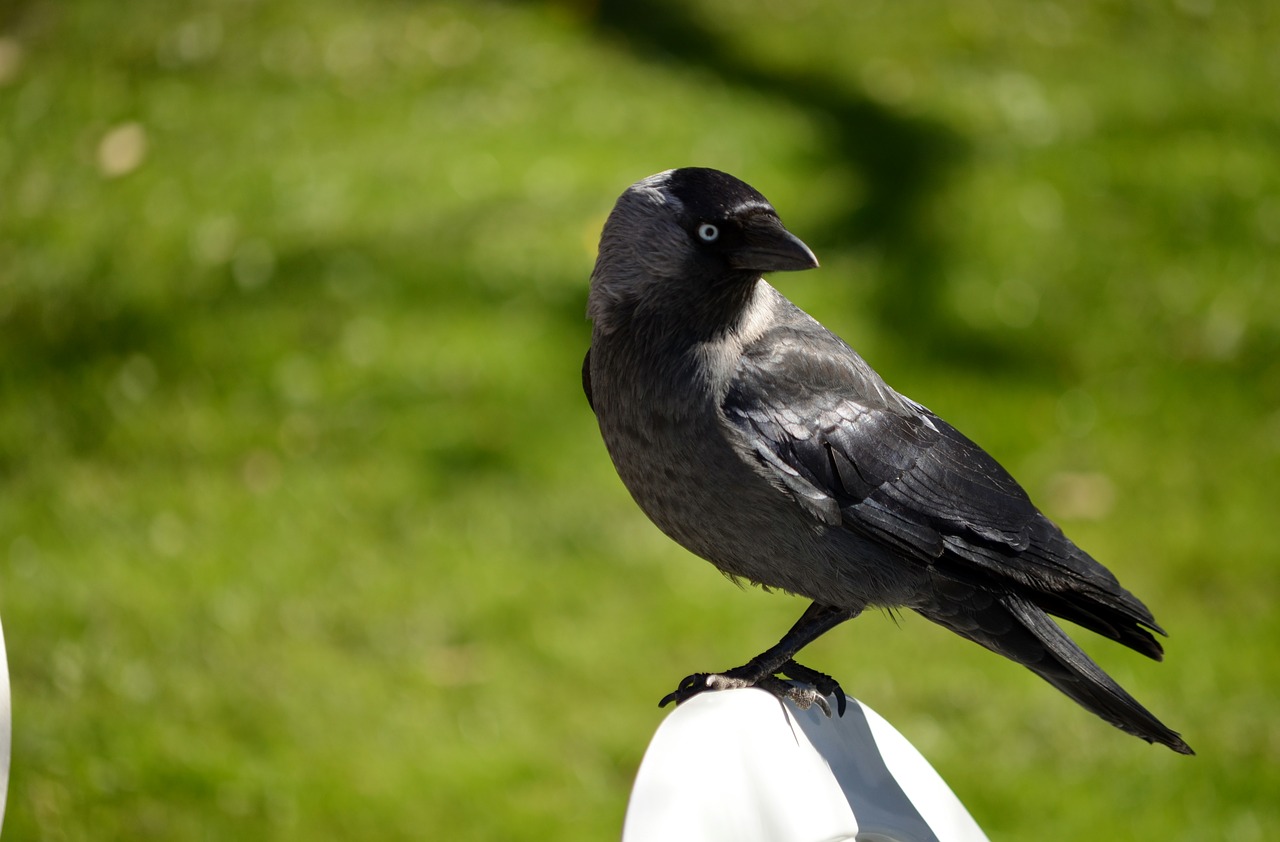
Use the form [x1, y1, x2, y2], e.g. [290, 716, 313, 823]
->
[583, 167, 1192, 754]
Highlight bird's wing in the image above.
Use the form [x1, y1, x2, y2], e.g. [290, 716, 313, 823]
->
[723, 318, 1163, 648]
[724, 321, 1033, 556]
[582, 349, 594, 412]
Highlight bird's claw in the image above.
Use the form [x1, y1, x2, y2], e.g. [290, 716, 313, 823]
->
[658, 661, 845, 717]
[658, 671, 753, 709]
[780, 659, 847, 717]
[759, 675, 832, 716]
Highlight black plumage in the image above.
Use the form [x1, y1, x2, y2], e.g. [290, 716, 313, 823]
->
[585, 167, 1191, 754]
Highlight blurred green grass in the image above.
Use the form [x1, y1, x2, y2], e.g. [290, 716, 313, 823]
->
[1, 0, 1277, 838]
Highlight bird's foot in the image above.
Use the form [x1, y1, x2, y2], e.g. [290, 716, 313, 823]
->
[658, 659, 846, 717]
[778, 659, 847, 717]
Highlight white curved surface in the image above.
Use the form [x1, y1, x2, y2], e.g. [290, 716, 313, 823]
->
[0, 612, 9, 832]
[622, 688, 988, 842]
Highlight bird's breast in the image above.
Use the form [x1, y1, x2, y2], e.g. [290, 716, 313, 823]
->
[590, 338, 840, 595]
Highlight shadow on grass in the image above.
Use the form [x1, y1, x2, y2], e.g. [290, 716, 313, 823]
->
[560, 0, 1048, 372]
[581, 1, 962, 348]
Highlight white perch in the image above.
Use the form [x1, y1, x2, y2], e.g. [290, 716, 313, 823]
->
[623, 688, 988, 842]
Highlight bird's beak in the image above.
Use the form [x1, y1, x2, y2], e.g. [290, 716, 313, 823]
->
[727, 214, 819, 273]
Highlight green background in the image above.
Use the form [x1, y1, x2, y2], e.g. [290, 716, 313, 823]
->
[2, 0, 1277, 838]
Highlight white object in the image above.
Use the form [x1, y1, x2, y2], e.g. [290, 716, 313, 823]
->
[622, 688, 988, 842]
[0, 612, 9, 832]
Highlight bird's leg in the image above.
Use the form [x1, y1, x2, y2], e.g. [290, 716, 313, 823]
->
[659, 602, 860, 716]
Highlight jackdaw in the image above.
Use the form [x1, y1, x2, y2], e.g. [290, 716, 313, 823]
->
[583, 167, 1191, 754]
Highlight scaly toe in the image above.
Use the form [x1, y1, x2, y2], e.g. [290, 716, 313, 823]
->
[781, 660, 847, 717]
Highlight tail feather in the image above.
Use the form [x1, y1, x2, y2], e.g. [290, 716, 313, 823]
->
[1001, 594, 1193, 754]
[918, 587, 1193, 754]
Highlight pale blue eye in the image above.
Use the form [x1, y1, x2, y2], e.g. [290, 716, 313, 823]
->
[697, 223, 720, 242]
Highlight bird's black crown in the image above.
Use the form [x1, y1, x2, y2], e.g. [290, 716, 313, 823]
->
[665, 168, 774, 222]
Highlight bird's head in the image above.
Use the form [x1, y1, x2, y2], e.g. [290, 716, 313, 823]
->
[588, 168, 818, 336]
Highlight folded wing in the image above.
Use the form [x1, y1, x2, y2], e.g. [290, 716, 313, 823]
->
[722, 316, 1164, 658]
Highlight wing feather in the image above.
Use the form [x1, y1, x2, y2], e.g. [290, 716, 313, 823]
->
[722, 316, 1163, 655]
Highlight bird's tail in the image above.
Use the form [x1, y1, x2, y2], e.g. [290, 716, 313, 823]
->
[919, 592, 1193, 754]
